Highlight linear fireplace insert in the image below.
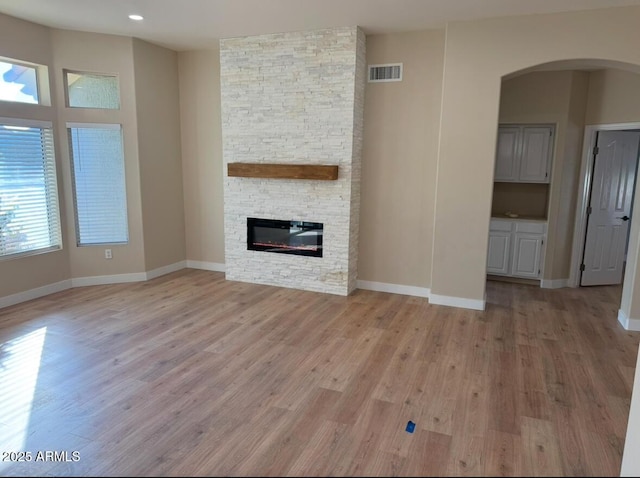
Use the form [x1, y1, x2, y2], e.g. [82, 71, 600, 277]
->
[247, 217, 323, 257]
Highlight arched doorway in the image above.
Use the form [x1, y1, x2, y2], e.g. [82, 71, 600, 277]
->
[488, 59, 640, 331]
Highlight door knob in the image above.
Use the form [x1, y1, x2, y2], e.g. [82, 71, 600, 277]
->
[617, 215, 630, 221]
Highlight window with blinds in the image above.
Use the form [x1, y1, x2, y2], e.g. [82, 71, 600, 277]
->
[68, 123, 129, 245]
[0, 119, 62, 259]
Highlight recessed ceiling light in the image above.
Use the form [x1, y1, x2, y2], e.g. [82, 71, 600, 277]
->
[128, 14, 144, 21]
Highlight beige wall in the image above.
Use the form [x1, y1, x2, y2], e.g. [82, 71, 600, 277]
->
[178, 49, 225, 265]
[431, 5, 640, 303]
[556, 71, 589, 279]
[491, 183, 548, 218]
[586, 69, 640, 125]
[51, 30, 146, 277]
[500, 70, 574, 124]
[0, 14, 71, 297]
[359, 29, 444, 287]
[133, 39, 186, 271]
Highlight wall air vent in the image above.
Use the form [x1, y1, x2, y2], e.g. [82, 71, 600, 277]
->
[368, 63, 403, 82]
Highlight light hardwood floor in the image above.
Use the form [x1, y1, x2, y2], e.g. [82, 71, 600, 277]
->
[0, 269, 638, 476]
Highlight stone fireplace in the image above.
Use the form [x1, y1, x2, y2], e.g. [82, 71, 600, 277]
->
[220, 26, 365, 295]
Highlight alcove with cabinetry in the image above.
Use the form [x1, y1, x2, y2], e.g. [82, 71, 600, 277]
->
[488, 123, 554, 280]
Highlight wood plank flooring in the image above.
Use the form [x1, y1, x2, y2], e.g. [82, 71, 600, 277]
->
[0, 269, 638, 476]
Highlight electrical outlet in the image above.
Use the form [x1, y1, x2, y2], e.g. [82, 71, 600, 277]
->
[105, 249, 112, 259]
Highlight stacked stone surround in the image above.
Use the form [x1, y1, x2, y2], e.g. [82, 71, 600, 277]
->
[220, 26, 366, 295]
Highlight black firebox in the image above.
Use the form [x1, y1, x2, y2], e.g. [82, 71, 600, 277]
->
[247, 218, 323, 257]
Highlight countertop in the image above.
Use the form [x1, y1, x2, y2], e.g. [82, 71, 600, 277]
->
[491, 214, 547, 223]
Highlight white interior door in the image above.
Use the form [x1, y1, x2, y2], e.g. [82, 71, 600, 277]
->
[581, 131, 640, 286]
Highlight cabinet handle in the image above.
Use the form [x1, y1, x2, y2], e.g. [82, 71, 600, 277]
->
[617, 215, 630, 221]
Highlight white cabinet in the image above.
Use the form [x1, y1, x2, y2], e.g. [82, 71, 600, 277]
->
[487, 219, 546, 279]
[487, 232, 511, 275]
[494, 124, 554, 183]
[494, 126, 520, 182]
[511, 233, 543, 278]
[487, 220, 512, 275]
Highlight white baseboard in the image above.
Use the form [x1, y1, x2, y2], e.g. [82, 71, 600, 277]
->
[429, 292, 486, 311]
[71, 272, 148, 287]
[618, 309, 640, 331]
[0, 279, 73, 309]
[186, 260, 226, 272]
[0, 266, 480, 314]
[356, 280, 430, 298]
[146, 260, 187, 280]
[1, 260, 198, 309]
[73, 261, 189, 287]
[540, 278, 569, 289]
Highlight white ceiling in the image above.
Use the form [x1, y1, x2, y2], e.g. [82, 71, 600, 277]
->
[1, 0, 640, 51]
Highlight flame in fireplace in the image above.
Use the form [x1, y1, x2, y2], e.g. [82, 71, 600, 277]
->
[253, 242, 320, 251]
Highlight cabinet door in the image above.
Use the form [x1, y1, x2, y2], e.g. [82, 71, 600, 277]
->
[487, 231, 511, 275]
[511, 233, 543, 278]
[494, 126, 520, 182]
[519, 126, 553, 182]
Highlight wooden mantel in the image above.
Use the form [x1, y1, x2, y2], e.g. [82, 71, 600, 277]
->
[227, 163, 339, 180]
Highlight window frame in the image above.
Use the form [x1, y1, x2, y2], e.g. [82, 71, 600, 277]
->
[0, 56, 51, 107]
[63, 69, 121, 110]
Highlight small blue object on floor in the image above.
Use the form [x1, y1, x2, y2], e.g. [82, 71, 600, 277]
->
[405, 420, 415, 433]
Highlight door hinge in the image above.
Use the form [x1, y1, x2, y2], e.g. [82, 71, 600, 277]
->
[593, 146, 599, 156]
[580, 263, 586, 272]
[587, 206, 592, 215]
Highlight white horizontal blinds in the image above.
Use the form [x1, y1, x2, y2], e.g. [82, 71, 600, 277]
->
[0, 120, 61, 258]
[68, 124, 128, 245]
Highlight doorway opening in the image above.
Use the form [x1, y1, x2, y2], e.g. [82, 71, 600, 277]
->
[575, 129, 640, 287]
[570, 123, 640, 288]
